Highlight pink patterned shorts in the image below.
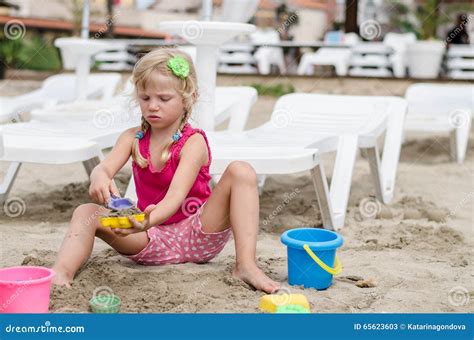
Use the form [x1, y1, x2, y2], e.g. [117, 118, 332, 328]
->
[124, 205, 231, 265]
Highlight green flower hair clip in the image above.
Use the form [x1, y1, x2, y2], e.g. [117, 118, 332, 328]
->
[167, 56, 190, 79]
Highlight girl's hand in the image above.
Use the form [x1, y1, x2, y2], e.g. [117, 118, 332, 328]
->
[112, 204, 156, 237]
[89, 179, 120, 205]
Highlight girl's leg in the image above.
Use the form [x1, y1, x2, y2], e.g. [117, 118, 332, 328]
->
[200, 161, 280, 293]
[52, 203, 149, 286]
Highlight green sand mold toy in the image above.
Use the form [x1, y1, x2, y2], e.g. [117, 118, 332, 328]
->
[89, 294, 121, 313]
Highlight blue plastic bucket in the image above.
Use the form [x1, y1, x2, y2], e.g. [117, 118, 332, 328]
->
[281, 228, 343, 290]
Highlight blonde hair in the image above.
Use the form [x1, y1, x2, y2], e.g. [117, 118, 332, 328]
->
[131, 48, 198, 168]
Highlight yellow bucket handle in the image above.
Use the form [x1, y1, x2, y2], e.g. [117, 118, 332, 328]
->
[303, 244, 342, 275]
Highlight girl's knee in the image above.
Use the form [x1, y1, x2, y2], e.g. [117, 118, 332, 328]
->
[226, 161, 257, 185]
[71, 203, 104, 230]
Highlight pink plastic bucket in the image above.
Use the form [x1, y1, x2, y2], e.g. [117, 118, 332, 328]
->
[0, 266, 55, 313]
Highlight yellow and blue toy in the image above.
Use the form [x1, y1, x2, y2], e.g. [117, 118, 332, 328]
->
[100, 195, 145, 228]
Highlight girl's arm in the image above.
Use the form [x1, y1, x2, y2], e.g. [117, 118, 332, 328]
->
[89, 127, 137, 204]
[147, 133, 209, 226]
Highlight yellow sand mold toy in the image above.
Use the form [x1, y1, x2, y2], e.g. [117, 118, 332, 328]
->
[100, 214, 145, 229]
[100, 195, 145, 229]
[259, 293, 310, 313]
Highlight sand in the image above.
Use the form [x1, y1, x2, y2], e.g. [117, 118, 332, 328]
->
[0, 75, 473, 313]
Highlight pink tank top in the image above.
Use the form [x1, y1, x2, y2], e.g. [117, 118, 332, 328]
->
[132, 123, 212, 225]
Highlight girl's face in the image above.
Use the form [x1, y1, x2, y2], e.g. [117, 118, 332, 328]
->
[137, 70, 185, 129]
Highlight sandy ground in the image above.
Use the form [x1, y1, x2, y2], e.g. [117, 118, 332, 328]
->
[0, 75, 472, 313]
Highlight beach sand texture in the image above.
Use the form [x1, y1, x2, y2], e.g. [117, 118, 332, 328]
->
[1, 76, 472, 313]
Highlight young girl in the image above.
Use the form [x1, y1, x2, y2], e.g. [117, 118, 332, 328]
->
[52, 48, 280, 293]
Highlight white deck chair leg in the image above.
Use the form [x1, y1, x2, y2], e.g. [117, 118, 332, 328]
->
[335, 63, 348, 76]
[310, 164, 335, 230]
[365, 109, 405, 204]
[328, 135, 359, 229]
[449, 131, 456, 162]
[449, 119, 471, 163]
[0, 162, 22, 204]
[277, 53, 287, 74]
[361, 146, 384, 203]
[297, 54, 311, 75]
[82, 150, 105, 176]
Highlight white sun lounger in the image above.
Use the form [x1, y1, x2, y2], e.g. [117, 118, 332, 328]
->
[0, 118, 139, 203]
[0, 73, 121, 123]
[445, 45, 474, 80]
[0, 133, 105, 204]
[297, 32, 360, 77]
[405, 83, 473, 163]
[250, 29, 286, 75]
[207, 94, 407, 229]
[297, 48, 352, 76]
[348, 43, 393, 78]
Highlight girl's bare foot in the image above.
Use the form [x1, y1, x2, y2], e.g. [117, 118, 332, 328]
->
[51, 267, 72, 288]
[233, 264, 280, 293]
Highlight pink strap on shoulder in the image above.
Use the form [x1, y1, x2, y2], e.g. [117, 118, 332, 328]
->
[172, 124, 212, 167]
